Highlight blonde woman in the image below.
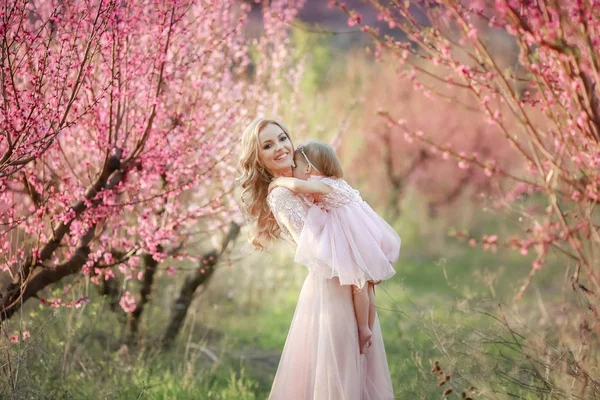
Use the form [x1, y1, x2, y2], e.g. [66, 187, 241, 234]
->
[239, 118, 394, 400]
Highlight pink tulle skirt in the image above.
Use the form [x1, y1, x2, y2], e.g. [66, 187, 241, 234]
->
[268, 272, 395, 400]
[295, 202, 400, 289]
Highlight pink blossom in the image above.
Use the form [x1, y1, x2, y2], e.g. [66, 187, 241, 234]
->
[104, 269, 115, 281]
[74, 297, 89, 308]
[586, 186, 599, 201]
[505, 24, 517, 36]
[22, 331, 30, 340]
[10, 335, 18, 344]
[347, 11, 362, 27]
[467, 26, 477, 40]
[456, 64, 470, 76]
[554, 139, 563, 149]
[119, 291, 137, 313]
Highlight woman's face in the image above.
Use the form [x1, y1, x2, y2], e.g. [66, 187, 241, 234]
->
[258, 123, 294, 177]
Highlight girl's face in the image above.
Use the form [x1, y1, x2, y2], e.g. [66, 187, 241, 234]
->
[293, 152, 311, 180]
[257, 123, 294, 177]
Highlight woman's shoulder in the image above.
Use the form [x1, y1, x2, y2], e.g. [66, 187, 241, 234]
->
[267, 186, 304, 210]
[268, 185, 293, 200]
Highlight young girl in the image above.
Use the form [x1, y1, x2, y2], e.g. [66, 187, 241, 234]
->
[269, 140, 401, 354]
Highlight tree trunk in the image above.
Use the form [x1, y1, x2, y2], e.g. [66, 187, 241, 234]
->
[0, 225, 96, 320]
[0, 150, 125, 321]
[99, 273, 122, 313]
[127, 250, 161, 342]
[162, 222, 240, 350]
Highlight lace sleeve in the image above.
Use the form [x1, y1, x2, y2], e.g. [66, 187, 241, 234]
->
[317, 177, 362, 209]
[267, 187, 308, 245]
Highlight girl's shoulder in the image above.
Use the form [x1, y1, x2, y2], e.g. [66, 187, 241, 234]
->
[308, 176, 345, 189]
[310, 176, 362, 206]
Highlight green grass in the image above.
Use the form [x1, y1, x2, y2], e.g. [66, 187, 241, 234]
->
[0, 192, 582, 400]
[0, 236, 579, 399]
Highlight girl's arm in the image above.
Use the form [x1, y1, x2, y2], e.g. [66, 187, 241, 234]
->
[271, 177, 332, 195]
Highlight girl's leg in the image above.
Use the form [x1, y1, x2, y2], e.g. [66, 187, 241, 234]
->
[367, 282, 377, 332]
[352, 285, 373, 354]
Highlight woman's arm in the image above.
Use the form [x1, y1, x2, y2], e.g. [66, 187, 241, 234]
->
[268, 187, 308, 244]
[275, 208, 301, 243]
[271, 177, 332, 195]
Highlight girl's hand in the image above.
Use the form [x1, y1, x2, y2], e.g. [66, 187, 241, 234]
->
[268, 179, 280, 193]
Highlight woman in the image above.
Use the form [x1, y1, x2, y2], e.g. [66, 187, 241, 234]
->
[239, 117, 394, 400]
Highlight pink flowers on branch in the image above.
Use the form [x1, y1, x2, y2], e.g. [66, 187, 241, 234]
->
[0, 0, 302, 321]
[339, 0, 600, 293]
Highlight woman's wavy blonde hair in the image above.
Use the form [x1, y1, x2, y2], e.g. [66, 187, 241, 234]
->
[238, 117, 294, 250]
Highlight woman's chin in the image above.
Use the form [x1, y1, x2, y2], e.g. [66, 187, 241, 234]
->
[270, 163, 292, 175]
[275, 158, 293, 167]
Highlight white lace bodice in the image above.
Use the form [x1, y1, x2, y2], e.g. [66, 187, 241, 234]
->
[267, 186, 310, 245]
[315, 177, 363, 209]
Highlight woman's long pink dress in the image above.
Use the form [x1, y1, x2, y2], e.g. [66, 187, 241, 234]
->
[267, 187, 395, 400]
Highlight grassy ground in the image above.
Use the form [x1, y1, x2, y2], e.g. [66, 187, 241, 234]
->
[1, 217, 559, 399]
[0, 192, 572, 399]
[0, 194, 571, 399]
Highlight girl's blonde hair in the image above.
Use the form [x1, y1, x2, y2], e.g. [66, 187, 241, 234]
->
[238, 117, 294, 250]
[296, 140, 343, 178]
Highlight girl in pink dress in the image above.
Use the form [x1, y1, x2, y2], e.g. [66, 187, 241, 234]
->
[269, 140, 401, 354]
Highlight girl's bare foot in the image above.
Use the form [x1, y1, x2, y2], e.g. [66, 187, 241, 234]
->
[358, 326, 373, 354]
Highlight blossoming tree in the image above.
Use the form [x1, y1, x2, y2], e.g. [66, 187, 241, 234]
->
[0, 0, 303, 344]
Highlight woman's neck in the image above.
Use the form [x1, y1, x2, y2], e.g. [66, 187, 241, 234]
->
[273, 168, 294, 178]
